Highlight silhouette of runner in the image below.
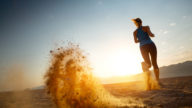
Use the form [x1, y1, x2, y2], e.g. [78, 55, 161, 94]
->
[132, 18, 159, 82]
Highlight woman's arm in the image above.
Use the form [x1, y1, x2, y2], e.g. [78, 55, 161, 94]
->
[133, 31, 139, 43]
[146, 26, 155, 37]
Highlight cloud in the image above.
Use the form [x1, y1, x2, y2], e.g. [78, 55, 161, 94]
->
[163, 30, 168, 34]
[169, 22, 176, 26]
[158, 29, 169, 35]
[98, 1, 103, 5]
[182, 16, 187, 19]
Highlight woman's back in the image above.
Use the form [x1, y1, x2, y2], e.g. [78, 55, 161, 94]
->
[136, 26, 153, 46]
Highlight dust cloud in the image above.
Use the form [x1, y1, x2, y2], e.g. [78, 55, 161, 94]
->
[0, 65, 37, 108]
[0, 65, 36, 91]
[44, 43, 145, 108]
[142, 72, 160, 90]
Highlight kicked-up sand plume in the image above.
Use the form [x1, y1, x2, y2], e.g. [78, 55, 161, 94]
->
[44, 43, 145, 108]
[141, 62, 160, 91]
[142, 71, 160, 91]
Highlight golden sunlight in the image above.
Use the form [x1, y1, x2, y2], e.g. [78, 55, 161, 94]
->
[90, 39, 142, 78]
[101, 50, 142, 77]
[108, 50, 141, 76]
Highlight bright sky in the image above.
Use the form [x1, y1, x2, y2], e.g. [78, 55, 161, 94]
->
[0, 0, 192, 85]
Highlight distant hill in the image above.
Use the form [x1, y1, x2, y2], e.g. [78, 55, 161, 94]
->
[160, 61, 192, 78]
[100, 61, 192, 84]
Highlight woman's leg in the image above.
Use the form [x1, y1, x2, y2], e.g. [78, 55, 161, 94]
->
[149, 43, 159, 81]
[140, 45, 152, 90]
[140, 45, 151, 69]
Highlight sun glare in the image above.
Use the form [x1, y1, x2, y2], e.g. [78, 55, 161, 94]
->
[110, 51, 141, 75]
[90, 39, 142, 78]
[102, 50, 142, 77]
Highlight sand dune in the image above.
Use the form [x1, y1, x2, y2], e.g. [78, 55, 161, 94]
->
[0, 76, 192, 108]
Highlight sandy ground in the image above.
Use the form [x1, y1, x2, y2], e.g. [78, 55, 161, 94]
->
[104, 76, 192, 108]
[0, 76, 192, 108]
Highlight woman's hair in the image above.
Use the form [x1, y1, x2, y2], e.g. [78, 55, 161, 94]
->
[132, 18, 142, 27]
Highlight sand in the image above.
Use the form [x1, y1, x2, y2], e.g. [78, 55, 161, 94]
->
[0, 76, 192, 108]
[104, 76, 192, 108]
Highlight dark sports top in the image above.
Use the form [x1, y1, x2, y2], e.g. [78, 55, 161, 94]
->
[136, 26, 153, 46]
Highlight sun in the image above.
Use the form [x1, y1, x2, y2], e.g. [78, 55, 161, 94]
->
[116, 53, 139, 75]
[90, 45, 142, 78]
[104, 50, 142, 76]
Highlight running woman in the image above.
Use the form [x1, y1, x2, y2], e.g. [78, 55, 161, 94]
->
[132, 18, 159, 82]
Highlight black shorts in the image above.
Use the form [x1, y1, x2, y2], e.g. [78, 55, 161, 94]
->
[140, 42, 159, 69]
